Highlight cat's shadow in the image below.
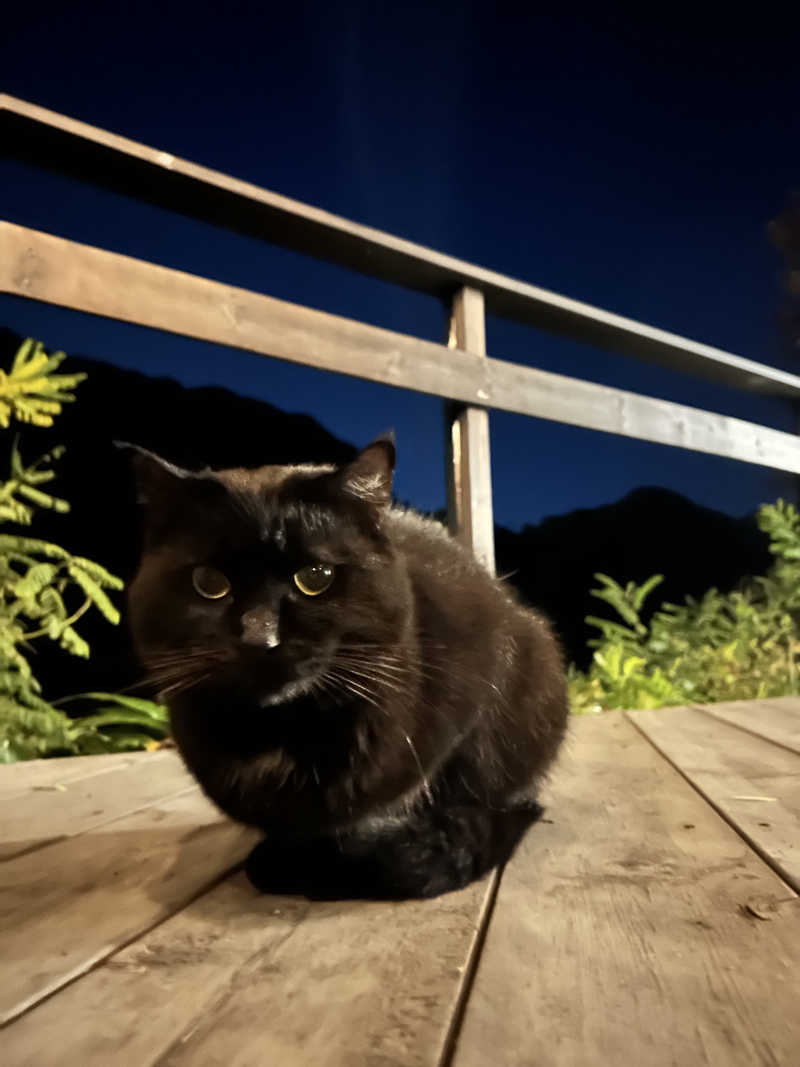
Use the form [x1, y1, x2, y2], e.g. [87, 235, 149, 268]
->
[146, 828, 373, 924]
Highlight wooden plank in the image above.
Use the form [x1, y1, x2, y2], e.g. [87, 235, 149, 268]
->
[4, 223, 800, 476]
[0, 750, 194, 861]
[0, 875, 494, 1065]
[0, 789, 257, 1024]
[446, 286, 495, 573]
[630, 705, 800, 893]
[4, 93, 800, 398]
[698, 697, 800, 756]
[453, 713, 800, 1067]
[0, 750, 160, 796]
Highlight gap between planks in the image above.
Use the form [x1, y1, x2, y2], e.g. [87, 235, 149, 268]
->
[452, 712, 800, 1067]
[436, 867, 502, 1067]
[0, 788, 258, 1026]
[1, 756, 498, 1064]
[694, 697, 800, 757]
[0, 750, 196, 861]
[2, 870, 497, 1066]
[628, 705, 800, 893]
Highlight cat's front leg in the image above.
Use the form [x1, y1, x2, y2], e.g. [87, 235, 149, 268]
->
[245, 803, 542, 900]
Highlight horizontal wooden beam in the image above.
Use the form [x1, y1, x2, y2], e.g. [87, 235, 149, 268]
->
[3, 93, 800, 399]
[3, 220, 800, 474]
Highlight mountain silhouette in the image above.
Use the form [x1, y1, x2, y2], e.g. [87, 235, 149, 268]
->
[494, 488, 770, 667]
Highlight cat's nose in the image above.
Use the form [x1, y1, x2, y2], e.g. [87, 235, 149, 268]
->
[240, 608, 280, 648]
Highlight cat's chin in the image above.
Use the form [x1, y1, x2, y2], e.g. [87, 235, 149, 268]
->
[257, 674, 319, 708]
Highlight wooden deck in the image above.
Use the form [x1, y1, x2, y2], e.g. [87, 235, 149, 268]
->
[1, 700, 798, 1066]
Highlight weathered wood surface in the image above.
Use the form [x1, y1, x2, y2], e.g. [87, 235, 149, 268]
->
[0, 753, 495, 1065]
[4, 93, 800, 398]
[0, 750, 158, 795]
[0, 785, 257, 1024]
[631, 705, 800, 893]
[2, 872, 494, 1067]
[5, 223, 800, 476]
[453, 712, 800, 1067]
[697, 696, 800, 756]
[2, 706, 799, 1064]
[446, 286, 495, 573]
[0, 749, 194, 860]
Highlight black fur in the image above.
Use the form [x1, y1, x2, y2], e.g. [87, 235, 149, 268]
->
[127, 439, 568, 900]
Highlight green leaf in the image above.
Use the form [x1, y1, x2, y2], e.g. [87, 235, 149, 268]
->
[56, 691, 167, 717]
[66, 565, 121, 625]
[632, 574, 664, 611]
[13, 563, 59, 599]
[68, 556, 124, 589]
[75, 709, 168, 731]
[58, 626, 90, 658]
[0, 535, 69, 560]
[17, 483, 70, 513]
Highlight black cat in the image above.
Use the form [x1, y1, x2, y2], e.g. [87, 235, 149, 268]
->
[126, 437, 568, 899]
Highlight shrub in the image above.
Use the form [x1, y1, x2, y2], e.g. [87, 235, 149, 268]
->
[0, 339, 167, 761]
[569, 500, 800, 713]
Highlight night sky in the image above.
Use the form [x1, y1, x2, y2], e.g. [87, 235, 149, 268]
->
[2, 5, 799, 529]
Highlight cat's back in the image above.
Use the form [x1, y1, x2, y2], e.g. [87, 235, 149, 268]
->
[384, 507, 486, 580]
[385, 508, 567, 795]
[384, 506, 527, 634]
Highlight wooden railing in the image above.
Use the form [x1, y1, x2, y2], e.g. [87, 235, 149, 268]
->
[3, 93, 800, 574]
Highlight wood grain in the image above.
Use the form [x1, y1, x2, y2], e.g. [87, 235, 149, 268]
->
[1, 871, 493, 1066]
[4, 93, 800, 397]
[697, 697, 800, 756]
[0, 751, 194, 860]
[630, 705, 800, 893]
[446, 286, 495, 573]
[4, 222, 800, 475]
[453, 713, 800, 1067]
[0, 789, 257, 1024]
[0, 751, 159, 796]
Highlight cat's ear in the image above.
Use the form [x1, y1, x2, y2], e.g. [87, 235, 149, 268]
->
[115, 442, 194, 510]
[337, 435, 396, 507]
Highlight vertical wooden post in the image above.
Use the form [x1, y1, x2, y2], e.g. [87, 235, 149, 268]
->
[445, 286, 496, 574]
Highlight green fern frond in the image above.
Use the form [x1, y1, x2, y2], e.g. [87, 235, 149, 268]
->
[68, 557, 124, 590]
[66, 565, 121, 624]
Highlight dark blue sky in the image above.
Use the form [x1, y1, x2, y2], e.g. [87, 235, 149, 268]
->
[2, 5, 799, 528]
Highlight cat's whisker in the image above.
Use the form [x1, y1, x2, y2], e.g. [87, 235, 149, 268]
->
[403, 733, 433, 803]
[333, 653, 411, 674]
[310, 670, 348, 708]
[330, 657, 473, 733]
[324, 667, 379, 700]
[334, 647, 459, 681]
[114, 676, 164, 696]
[332, 666, 465, 750]
[142, 646, 232, 701]
[333, 662, 417, 700]
[331, 653, 421, 682]
[147, 651, 228, 668]
[158, 671, 213, 699]
[334, 654, 474, 702]
[333, 664, 407, 696]
[323, 668, 385, 711]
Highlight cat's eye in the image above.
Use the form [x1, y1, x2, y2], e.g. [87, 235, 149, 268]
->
[192, 566, 231, 600]
[293, 563, 335, 597]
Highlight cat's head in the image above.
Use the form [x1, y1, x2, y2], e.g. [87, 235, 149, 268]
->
[125, 437, 411, 707]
